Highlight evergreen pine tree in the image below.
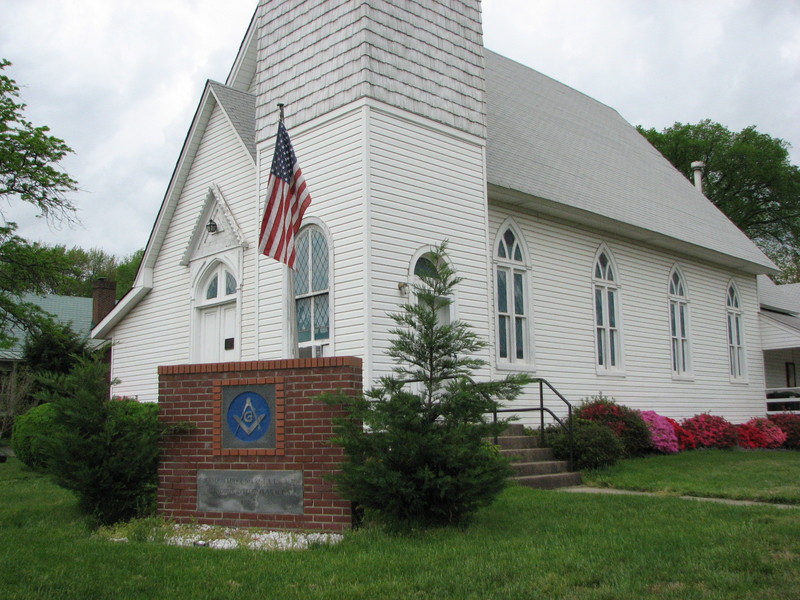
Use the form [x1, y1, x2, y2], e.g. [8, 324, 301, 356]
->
[327, 242, 531, 528]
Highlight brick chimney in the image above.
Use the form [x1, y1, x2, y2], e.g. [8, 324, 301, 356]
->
[92, 278, 117, 327]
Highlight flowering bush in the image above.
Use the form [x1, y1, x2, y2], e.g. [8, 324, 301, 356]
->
[681, 414, 738, 449]
[639, 411, 679, 453]
[743, 418, 787, 449]
[575, 395, 651, 457]
[666, 417, 697, 451]
[736, 423, 768, 449]
[768, 414, 800, 449]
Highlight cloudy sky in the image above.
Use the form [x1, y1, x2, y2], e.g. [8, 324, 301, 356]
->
[2, 0, 799, 258]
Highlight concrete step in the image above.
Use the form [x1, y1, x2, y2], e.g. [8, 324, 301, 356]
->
[501, 447, 554, 462]
[502, 424, 526, 436]
[514, 471, 583, 490]
[496, 435, 541, 450]
[510, 460, 570, 477]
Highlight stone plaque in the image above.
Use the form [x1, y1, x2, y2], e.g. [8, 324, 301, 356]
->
[222, 384, 276, 449]
[197, 470, 303, 515]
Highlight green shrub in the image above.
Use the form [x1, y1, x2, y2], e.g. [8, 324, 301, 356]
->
[548, 418, 625, 470]
[575, 395, 651, 457]
[325, 243, 528, 529]
[38, 358, 161, 526]
[11, 402, 59, 471]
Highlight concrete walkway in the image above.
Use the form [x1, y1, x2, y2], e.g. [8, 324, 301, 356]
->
[556, 485, 800, 509]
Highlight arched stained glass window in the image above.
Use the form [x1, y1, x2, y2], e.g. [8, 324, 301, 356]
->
[668, 267, 690, 376]
[726, 282, 745, 379]
[495, 225, 529, 364]
[294, 227, 330, 346]
[593, 248, 622, 371]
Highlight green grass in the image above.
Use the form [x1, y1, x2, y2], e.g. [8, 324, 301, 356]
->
[2, 456, 800, 599]
[584, 449, 800, 504]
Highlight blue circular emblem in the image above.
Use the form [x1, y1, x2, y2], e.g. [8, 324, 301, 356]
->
[226, 392, 271, 443]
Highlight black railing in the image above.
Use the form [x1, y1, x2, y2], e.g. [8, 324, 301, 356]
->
[492, 378, 574, 471]
[398, 375, 575, 471]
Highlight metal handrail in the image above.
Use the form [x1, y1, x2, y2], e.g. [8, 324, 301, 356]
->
[397, 375, 575, 471]
[491, 378, 574, 471]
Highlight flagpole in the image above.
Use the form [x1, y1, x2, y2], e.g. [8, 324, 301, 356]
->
[258, 101, 310, 361]
[277, 103, 298, 359]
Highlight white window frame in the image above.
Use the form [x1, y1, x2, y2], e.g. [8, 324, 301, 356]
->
[668, 266, 691, 379]
[493, 222, 532, 369]
[592, 246, 624, 374]
[293, 224, 331, 357]
[726, 281, 746, 381]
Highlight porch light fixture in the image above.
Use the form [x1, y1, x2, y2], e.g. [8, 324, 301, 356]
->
[206, 219, 218, 234]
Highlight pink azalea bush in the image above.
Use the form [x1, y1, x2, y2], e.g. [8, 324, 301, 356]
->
[639, 411, 679, 453]
[681, 413, 738, 449]
[736, 423, 768, 449]
[743, 418, 787, 449]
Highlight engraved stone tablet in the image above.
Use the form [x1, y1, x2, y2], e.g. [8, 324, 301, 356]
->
[222, 384, 276, 449]
[197, 470, 303, 515]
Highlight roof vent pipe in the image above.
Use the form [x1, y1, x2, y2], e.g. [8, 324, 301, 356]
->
[691, 160, 705, 194]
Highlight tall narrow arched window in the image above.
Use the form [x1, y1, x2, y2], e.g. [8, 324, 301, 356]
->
[414, 253, 451, 325]
[294, 226, 330, 354]
[495, 225, 529, 365]
[668, 267, 690, 376]
[195, 261, 239, 363]
[593, 248, 622, 371]
[726, 282, 745, 379]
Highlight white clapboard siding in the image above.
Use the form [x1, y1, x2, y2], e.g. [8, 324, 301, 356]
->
[489, 201, 767, 423]
[366, 106, 491, 386]
[255, 107, 366, 360]
[109, 102, 256, 401]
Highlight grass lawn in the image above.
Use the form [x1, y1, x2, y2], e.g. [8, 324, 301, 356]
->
[583, 449, 800, 505]
[2, 457, 800, 599]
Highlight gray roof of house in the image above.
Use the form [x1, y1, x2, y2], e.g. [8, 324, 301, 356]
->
[0, 294, 93, 361]
[210, 81, 256, 162]
[484, 50, 774, 274]
[758, 274, 800, 315]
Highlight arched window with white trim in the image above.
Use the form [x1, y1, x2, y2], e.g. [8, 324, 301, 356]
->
[194, 261, 239, 363]
[294, 225, 330, 356]
[414, 253, 452, 325]
[593, 247, 622, 371]
[726, 281, 746, 380]
[494, 224, 530, 365]
[668, 266, 690, 376]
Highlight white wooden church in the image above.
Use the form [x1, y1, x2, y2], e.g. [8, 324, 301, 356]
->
[93, 0, 791, 423]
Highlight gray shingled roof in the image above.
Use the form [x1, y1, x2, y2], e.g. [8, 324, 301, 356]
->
[484, 50, 774, 273]
[0, 294, 93, 361]
[210, 81, 256, 162]
[759, 274, 800, 314]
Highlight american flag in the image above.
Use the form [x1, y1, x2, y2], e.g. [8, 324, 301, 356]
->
[258, 122, 312, 269]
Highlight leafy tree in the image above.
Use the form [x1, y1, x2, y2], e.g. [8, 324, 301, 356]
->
[637, 120, 800, 280]
[326, 243, 531, 529]
[0, 59, 79, 346]
[47, 246, 143, 299]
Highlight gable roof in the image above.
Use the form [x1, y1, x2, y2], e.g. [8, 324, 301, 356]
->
[209, 82, 256, 161]
[92, 80, 256, 339]
[484, 50, 775, 275]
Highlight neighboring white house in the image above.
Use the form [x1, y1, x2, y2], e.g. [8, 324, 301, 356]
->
[93, 0, 778, 423]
